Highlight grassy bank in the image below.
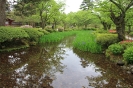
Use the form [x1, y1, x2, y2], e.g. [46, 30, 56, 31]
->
[39, 31, 76, 43]
[73, 31, 102, 53]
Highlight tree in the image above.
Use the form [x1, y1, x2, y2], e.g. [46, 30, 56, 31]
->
[80, 0, 94, 10]
[93, 1, 112, 30]
[109, 0, 133, 41]
[0, 0, 6, 26]
[0, 0, 47, 26]
[37, 0, 63, 29]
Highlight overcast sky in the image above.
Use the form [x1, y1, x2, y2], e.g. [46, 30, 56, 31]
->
[64, 0, 83, 13]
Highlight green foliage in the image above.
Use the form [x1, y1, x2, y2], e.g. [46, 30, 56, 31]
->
[123, 46, 133, 64]
[119, 42, 133, 49]
[73, 31, 102, 53]
[0, 26, 29, 43]
[108, 43, 124, 55]
[95, 29, 108, 33]
[39, 31, 76, 43]
[21, 28, 43, 42]
[83, 28, 97, 31]
[96, 33, 118, 47]
[129, 32, 133, 37]
[37, 29, 50, 35]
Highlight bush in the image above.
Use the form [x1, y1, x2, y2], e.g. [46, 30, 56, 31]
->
[108, 43, 124, 54]
[22, 28, 43, 42]
[129, 32, 133, 37]
[83, 28, 97, 31]
[123, 46, 133, 64]
[37, 29, 50, 35]
[96, 33, 118, 48]
[119, 42, 133, 49]
[95, 29, 108, 33]
[0, 26, 29, 43]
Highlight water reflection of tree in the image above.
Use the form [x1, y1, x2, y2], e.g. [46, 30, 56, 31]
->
[73, 48, 133, 88]
[0, 41, 66, 87]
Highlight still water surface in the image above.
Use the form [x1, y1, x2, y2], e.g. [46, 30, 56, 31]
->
[0, 36, 133, 88]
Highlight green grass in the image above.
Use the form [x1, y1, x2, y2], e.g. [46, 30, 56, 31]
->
[39, 30, 102, 53]
[39, 31, 76, 43]
[73, 31, 102, 53]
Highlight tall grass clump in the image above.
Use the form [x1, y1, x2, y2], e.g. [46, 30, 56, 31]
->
[39, 31, 76, 43]
[73, 31, 102, 53]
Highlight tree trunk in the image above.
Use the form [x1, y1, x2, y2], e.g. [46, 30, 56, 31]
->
[0, 0, 6, 26]
[116, 21, 125, 41]
[102, 21, 111, 30]
[110, 11, 125, 41]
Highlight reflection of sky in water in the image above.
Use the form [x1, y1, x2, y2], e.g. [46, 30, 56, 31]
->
[15, 64, 29, 85]
[52, 48, 101, 88]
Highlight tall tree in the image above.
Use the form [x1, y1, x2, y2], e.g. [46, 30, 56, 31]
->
[0, 0, 47, 26]
[0, 0, 6, 26]
[94, 1, 112, 30]
[37, 0, 63, 29]
[109, 0, 133, 41]
[80, 0, 94, 10]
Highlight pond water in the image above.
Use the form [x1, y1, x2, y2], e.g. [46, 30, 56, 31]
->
[0, 36, 133, 88]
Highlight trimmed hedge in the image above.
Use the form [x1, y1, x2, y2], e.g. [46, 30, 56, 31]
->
[0, 26, 29, 43]
[21, 28, 44, 42]
[96, 33, 119, 47]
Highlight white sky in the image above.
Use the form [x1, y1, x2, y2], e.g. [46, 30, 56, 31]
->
[63, 0, 83, 13]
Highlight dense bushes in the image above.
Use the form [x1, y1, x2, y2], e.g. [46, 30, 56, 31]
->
[108, 43, 124, 55]
[0, 26, 29, 43]
[123, 46, 133, 64]
[21, 28, 44, 42]
[96, 33, 118, 48]
[0, 27, 46, 51]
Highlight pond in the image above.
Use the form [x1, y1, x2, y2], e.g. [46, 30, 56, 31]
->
[0, 36, 133, 88]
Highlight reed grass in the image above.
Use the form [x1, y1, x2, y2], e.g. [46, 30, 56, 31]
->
[73, 31, 102, 53]
[40, 30, 102, 53]
[39, 31, 76, 43]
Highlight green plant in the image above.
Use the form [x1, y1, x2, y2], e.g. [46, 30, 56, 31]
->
[0, 26, 29, 43]
[39, 31, 76, 43]
[123, 46, 133, 64]
[129, 32, 133, 37]
[96, 33, 118, 48]
[108, 43, 124, 54]
[96, 29, 108, 33]
[73, 31, 102, 53]
[22, 28, 43, 42]
[37, 29, 50, 35]
[119, 42, 133, 49]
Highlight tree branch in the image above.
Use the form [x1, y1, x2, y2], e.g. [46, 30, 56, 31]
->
[125, 1, 133, 12]
[109, 0, 124, 13]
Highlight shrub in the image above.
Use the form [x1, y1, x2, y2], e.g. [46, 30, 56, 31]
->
[108, 43, 124, 55]
[95, 29, 108, 33]
[0, 26, 29, 43]
[96, 33, 118, 48]
[119, 42, 133, 49]
[83, 28, 97, 31]
[22, 28, 43, 42]
[37, 29, 50, 35]
[123, 46, 133, 64]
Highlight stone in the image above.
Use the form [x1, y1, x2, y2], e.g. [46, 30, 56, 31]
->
[116, 60, 125, 66]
